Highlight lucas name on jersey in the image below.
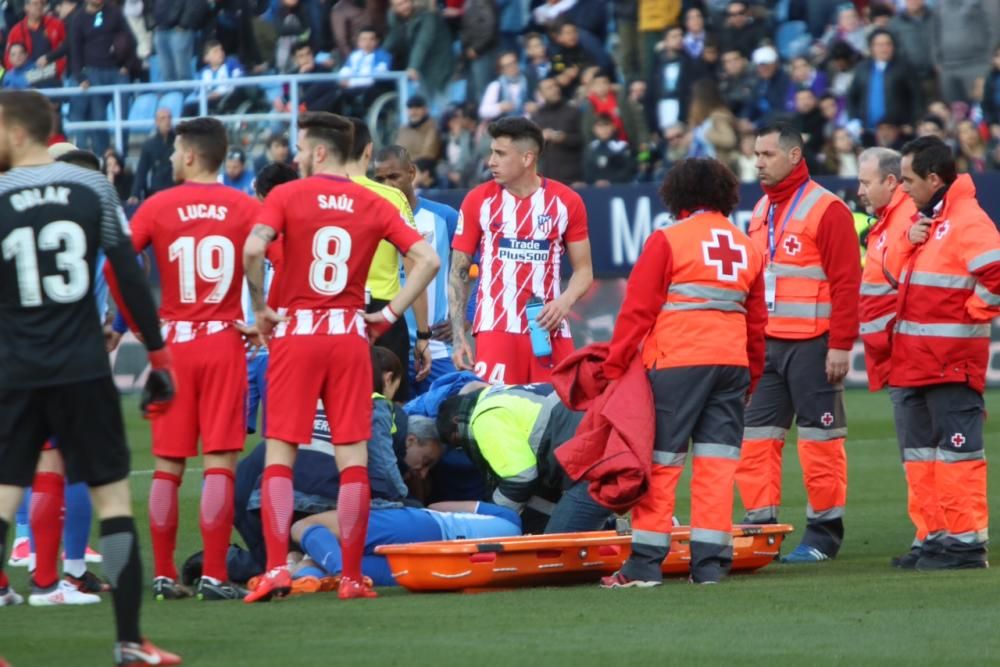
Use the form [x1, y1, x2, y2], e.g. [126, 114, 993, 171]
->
[497, 238, 550, 263]
[10, 186, 71, 211]
[177, 204, 229, 222]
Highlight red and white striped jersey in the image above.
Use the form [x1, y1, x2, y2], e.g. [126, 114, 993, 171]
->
[452, 178, 588, 337]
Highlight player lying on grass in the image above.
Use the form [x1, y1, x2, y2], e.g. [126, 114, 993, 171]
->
[283, 501, 522, 589]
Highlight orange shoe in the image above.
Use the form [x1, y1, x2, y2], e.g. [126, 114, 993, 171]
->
[243, 567, 291, 604]
[289, 576, 322, 596]
[337, 575, 377, 600]
[317, 576, 339, 592]
[114, 639, 182, 665]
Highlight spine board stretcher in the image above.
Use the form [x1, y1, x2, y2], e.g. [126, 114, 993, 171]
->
[376, 524, 794, 592]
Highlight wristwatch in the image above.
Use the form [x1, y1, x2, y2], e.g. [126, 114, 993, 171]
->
[416, 330, 432, 340]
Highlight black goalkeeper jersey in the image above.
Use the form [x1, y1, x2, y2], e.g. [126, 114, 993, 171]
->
[0, 162, 135, 389]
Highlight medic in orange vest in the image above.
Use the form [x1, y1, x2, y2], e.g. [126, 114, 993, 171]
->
[885, 136, 1000, 570]
[734, 123, 861, 564]
[598, 158, 767, 588]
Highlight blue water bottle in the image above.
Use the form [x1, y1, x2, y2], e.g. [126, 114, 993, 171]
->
[525, 297, 552, 358]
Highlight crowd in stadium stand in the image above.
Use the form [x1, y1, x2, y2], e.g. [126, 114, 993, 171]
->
[1, 0, 999, 192]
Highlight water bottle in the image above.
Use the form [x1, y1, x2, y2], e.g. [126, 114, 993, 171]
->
[525, 297, 551, 358]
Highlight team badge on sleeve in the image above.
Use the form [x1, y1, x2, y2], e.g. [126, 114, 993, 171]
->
[456, 211, 464, 235]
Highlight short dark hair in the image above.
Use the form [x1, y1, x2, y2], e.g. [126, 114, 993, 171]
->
[867, 27, 894, 48]
[919, 114, 945, 131]
[900, 135, 957, 185]
[658, 158, 740, 217]
[298, 111, 354, 162]
[347, 117, 372, 161]
[487, 116, 545, 155]
[0, 90, 52, 144]
[870, 3, 894, 20]
[756, 122, 804, 151]
[358, 25, 378, 38]
[268, 134, 289, 149]
[56, 149, 101, 171]
[175, 116, 228, 171]
[254, 161, 298, 198]
[374, 144, 412, 167]
[203, 39, 223, 54]
[293, 40, 312, 55]
[372, 346, 402, 394]
[594, 113, 615, 126]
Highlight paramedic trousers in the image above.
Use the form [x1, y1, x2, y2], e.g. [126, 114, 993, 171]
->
[735, 335, 847, 557]
[622, 365, 749, 584]
[890, 384, 988, 553]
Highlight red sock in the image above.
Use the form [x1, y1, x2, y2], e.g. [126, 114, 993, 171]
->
[30, 471, 65, 589]
[337, 466, 370, 582]
[261, 465, 294, 571]
[148, 471, 181, 580]
[200, 468, 235, 582]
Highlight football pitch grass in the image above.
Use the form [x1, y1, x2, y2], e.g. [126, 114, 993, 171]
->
[3, 390, 1000, 666]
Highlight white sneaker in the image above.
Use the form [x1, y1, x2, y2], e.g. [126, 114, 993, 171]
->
[0, 585, 24, 606]
[28, 579, 101, 606]
[8, 536, 30, 567]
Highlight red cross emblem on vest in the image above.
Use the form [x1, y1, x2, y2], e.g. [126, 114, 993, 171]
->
[951, 432, 966, 448]
[935, 220, 950, 240]
[702, 228, 748, 282]
[821, 412, 834, 427]
[784, 235, 802, 256]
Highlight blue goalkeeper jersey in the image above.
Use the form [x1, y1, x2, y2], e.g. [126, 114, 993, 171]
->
[425, 502, 522, 540]
[404, 197, 458, 360]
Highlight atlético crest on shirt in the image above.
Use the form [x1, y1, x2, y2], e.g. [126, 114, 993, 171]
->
[536, 213, 554, 235]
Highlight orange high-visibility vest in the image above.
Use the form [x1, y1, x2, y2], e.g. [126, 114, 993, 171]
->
[747, 180, 849, 339]
[858, 186, 915, 391]
[642, 210, 765, 370]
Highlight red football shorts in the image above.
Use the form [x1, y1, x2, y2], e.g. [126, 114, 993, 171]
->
[473, 331, 575, 385]
[151, 328, 248, 459]
[265, 333, 372, 446]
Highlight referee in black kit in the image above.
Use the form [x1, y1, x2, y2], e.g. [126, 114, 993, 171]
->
[0, 91, 181, 666]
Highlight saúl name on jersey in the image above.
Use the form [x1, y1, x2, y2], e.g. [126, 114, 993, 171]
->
[497, 238, 550, 263]
[317, 194, 355, 213]
[178, 204, 229, 222]
[10, 186, 70, 211]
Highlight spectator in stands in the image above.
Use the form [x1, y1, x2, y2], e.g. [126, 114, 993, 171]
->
[818, 3, 868, 57]
[2, 44, 32, 88]
[70, 0, 135, 155]
[955, 119, 990, 174]
[874, 120, 905, 150]
[222, 147, 256, 195]
[916, 113, 948, 140]
[682, 6, 709, 60]
[438, 106, 479, 189]
[984, 46, 1000, 142]
[253, 134, 291, 174]
[719, 48, 755, 118]
[746, 46, 789, 124]
[823, 126, 860, 177]
[336, 26, 392, 114]
[128, 107, 174, 205]
[413, 157, 437, 190]
[613, 0, 639, 81]
[395, 95, 441, 162]
[274, 0, 314, 73]
[102, 149, 133, 201]
[654, 121, 690, 177]
[273, 42, 339, 112]
[686, 78, 738, 168]
[153, 0, 206, 82]
[847, 29, 920, 131]
[584, 113, 636, 186]
[523, 32, 551, 100]
[648, 25, 703, 133]
[825, 40, 861, 101]
[4, 0, 66, 88]
[793, 88, 826, 167]
[718, 1, 766, 59]
[184, 40, 243, 116]
[734, 130, 756, 182]
[548, 19, 610, 97]
[122, 0, 151, 62]
[580, 71, 644, 150]
[384, 0, 456, 109]
[331, 0, 365, 60]
[819, 93, 847, 138]
[889, 0, 936, 99]
[42, 0, 80, 82]
[532, 76, 584, 184]
[785, 56, 829, 113]
[638, 0, 680, 79]
[459, 0, 499, 105]
[479, 50, 529, 121]
[931, 0, 997, 103]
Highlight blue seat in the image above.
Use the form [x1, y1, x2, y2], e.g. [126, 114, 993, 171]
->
[776, 20, 810, 61]
[128, 93, 159, 133]
[157, 91, 184, 120]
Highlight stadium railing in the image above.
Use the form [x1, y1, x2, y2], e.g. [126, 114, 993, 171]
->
[40, 70, 410, 154]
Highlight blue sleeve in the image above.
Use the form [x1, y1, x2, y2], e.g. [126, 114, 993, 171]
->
[474, 502, 523, 531]
[112, 310, 128, 334]
[367, 399, 409, 500]
[444, 208, 459, 240]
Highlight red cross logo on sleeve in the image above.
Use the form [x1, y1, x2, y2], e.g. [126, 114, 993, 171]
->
[702, 228, 748, 282]
[783, 235, 802, 256]
[951, 433, 966, 448]
[821, 412, 834, 427]
[935, 221, 950, 240]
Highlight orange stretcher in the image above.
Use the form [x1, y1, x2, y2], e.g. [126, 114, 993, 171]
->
[376, 524, 793, 592]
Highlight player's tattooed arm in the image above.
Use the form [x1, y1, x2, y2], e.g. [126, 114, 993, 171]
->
[244, 224, 276, 313]
[449, 250, 476, 370]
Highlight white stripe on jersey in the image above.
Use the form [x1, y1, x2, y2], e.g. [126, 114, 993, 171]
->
[270, 308, 367, 339]
[499, 191, 521, 332]
[478, 196, 501, 331]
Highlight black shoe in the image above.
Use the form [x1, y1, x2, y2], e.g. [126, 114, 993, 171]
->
[915, 547, 988, 571]
[890, 547, 922, 570]
[64, 569, 112, 593]
[197, 576, 249, 600]
[152, 576, 194, 600]
[181, 550, 204, 587]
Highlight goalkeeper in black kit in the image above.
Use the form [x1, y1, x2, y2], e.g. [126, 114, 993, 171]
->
[0, 90, 181, 666]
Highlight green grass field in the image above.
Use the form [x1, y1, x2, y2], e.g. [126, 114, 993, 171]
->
[3, 390, 1000, 666]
